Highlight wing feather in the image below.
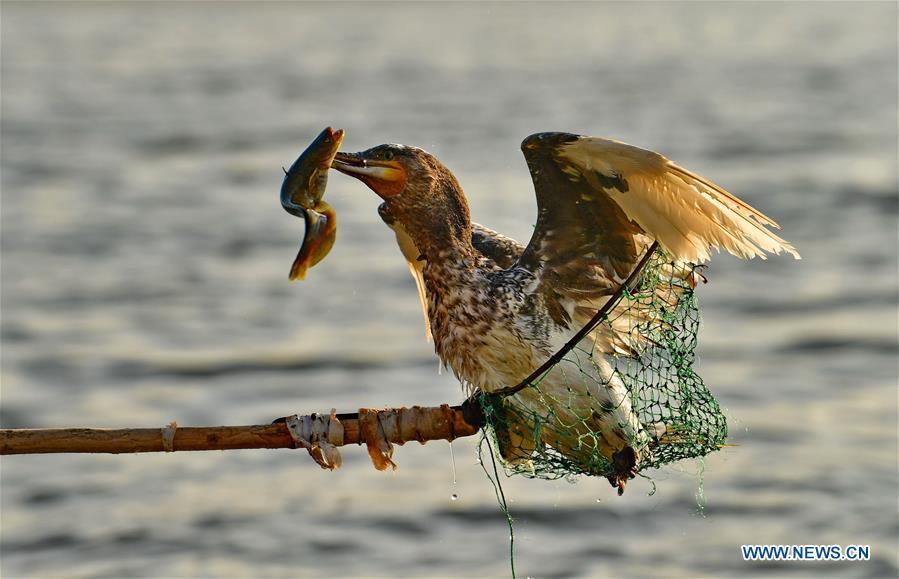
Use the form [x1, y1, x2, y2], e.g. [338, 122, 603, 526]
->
[556, 136, 800, 262]
[471, 223, 525, 269]
[513, 132, 799, 338]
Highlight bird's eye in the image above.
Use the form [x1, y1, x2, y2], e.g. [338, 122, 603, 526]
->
[383, 150, 394, 161]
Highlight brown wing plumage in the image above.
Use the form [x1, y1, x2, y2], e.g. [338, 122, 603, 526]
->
[514, 132, 799, 350]
[517, 133, 647, 328]
[471, 223, 524, 268]
[553, 135, 800, 262]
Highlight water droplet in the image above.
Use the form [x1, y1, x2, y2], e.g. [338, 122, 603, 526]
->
[449, 441, 457, 485]
[450, 493, 458, 501]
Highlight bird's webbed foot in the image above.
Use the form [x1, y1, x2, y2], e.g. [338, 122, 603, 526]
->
[607, 446, 639, 496]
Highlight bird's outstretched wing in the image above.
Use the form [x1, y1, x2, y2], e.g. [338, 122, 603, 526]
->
[514, 132, 800, 331]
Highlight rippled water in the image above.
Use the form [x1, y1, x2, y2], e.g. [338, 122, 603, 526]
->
[2, 3, 897, 578]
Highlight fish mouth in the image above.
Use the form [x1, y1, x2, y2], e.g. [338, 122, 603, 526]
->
[325, 127, 345, 144]
[331, 152, 407, 198]
[306, 127, 345, 168]
[320, 127, 345, 158]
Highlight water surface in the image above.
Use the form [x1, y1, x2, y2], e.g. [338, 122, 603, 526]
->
[2, 3, 897, 577]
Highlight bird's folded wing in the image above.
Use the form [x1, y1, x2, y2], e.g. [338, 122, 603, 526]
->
[471, 223, 525, 269]
[514, 132, 799, 331]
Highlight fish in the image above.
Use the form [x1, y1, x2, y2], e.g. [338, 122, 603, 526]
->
[288, 201, 337, 281]
[280, 127, 344, 280]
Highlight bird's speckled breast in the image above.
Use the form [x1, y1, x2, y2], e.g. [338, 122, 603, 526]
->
[422, 252, 551, 394]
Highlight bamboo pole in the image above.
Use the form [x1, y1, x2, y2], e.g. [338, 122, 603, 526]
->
[0, 403, 483, 456]
[2, 251, 658, 460]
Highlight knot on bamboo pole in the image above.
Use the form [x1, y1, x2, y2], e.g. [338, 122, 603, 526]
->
[283, 405, 470, 472]
[161, 421, 178, 452]
[285, 410, 344, 470]
[358, 408, 396, 471]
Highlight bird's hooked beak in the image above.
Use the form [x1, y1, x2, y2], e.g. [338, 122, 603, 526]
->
[331, 152, 407, 199]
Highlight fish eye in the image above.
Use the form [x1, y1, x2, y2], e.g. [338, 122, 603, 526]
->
[383, 150, 395, 161]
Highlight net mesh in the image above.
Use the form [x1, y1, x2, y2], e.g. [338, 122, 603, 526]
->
[479, 250, 727, 485]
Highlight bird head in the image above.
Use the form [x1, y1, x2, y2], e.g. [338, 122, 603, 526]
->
[331, 144, 472, 257]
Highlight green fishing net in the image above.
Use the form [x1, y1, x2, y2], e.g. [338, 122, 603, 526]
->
[479, 249, 728, 484]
